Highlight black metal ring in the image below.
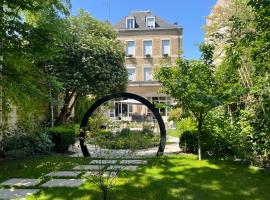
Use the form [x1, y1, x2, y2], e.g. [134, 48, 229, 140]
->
[79, 92, 166, 157]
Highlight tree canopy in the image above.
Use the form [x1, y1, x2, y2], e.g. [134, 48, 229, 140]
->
[54, 10, 127, 125]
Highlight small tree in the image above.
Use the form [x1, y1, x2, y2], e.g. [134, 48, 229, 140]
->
[155, 44, 224, 160]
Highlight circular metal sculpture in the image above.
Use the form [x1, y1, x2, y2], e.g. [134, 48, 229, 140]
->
[79, 92, 166, 157]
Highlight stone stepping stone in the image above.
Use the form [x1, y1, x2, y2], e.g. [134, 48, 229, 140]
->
[83, 171, 118, 178]
[120, 160, 147, 165]
[0, 189, 39, 199]
[107, 165, 138, 171]
[41, 179, 85, 188]
[0, 178, 40, 187]
[73, 165, 104, 171]
[89, 160, 118, 165]
[45, 171, 80, 178]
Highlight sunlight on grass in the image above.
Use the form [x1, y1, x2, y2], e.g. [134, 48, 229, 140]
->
[0, 155, 269, 200]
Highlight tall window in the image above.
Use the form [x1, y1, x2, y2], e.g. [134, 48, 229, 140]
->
[147, 96, 171, 117]
[146, 17, 155, 28]
[127, 67, 136, 81]
[126, 41, 135, 56]
[162, 40, 170, 56]
[143, 40, 152, 56]
[144, 66, 153, 81]
[126, 17, 135, 29]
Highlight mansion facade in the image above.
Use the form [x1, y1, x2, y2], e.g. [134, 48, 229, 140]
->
[112, 10, 183, 122]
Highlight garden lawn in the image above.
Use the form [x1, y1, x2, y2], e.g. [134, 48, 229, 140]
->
[0, 155, 269, 200]
[167, 128, 180, 137]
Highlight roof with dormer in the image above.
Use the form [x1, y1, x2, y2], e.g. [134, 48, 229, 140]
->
[113, 10, 182, 31]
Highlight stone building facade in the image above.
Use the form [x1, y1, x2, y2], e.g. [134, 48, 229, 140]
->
[112, 10, 183, 121]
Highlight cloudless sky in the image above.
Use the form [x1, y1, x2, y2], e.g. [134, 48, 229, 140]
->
[70, 0, 217, 59]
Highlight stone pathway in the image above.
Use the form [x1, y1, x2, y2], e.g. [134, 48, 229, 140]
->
[45, 171, 80, 178]
[0, 189, 39, 199]
[73, 165, 104, 171]
[0, 179, 40, 187]
[41, 179, 85, 188]
[0, 159, 147, 199]
[69, 135, 180, 158]
[89, 160, 118, 165]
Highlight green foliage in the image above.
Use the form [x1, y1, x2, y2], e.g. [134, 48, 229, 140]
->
[88, 106, 112, 135]
[205, 0, 270, 166]
[1, 0, 70, 129]
[91, 129, 159, 150]
[155, 44, 231, 160]
[176, 117, 197, 135]
[203, 108, 245, 158]
[74, 95, 94, 123]
[48, 124, 78, 153]
[168, 108, 182, 122]
[179, 131, 198, 153]
[2, 128, 53, 158]
[53, 10, 127, 124]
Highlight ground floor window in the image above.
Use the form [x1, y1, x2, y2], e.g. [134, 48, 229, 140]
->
[147, 96, 171, 117]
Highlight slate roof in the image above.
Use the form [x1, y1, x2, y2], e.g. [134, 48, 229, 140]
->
[113, 10, 181, 31]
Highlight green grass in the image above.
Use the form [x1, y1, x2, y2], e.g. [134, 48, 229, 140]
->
[0, 155, 269, 200]
[167, 128, 180, 137]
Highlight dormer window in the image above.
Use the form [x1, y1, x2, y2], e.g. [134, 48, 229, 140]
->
[146, 16, 155, 28]
[126, 17, 135, 29]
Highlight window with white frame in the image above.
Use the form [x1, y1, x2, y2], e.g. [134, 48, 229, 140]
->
[126, 17, 135, 29]
[127, 66, 136, 81]
[146, 17, 155, 28]
[143, 40, 152, 56]
[162, 40, 170, 56]
[126, 41, 135, 56]
[147, 96, 171, 117]
[144, 66, 153, 81]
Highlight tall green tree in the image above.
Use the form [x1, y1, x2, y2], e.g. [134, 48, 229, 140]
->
[155, 44, 230, 160]
[54, 10, 127, 125]
[0, 0, 70, 148]
[205, 0, 270, 165]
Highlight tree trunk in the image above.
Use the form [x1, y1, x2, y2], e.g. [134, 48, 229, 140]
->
[0, 1, 3, 151]
[55, 91, 80, 125]
[197, 113, 203, 161]
[102, 188, 108, 200]
[49, 88, 54, 127]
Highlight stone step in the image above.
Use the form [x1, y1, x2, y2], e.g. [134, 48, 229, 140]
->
[45, 171, 81, 178]
[41, 179, 85, 188]
[0, 178, 40, 187]
[107, 165, 138, 171]
[120, 160, 147, 165]
[73, 165, 104, 171]
[0, 189, 39, 199]
[83, 171, 118, 178]
[89, 160, 118, 165]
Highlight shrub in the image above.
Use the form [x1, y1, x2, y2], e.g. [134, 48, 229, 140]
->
[178, 112, 242, 158]
[179, 130, 198, 153]
[91, 129, 159, 150]
[49, 124, 77, 153]
[176, 117, 197, 135]
[2, 128, 53, 158]
[203, 108, 248, 159]
[168, 108, 182, 122]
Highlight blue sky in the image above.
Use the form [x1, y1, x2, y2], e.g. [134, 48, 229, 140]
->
[70, 0, 217, 59]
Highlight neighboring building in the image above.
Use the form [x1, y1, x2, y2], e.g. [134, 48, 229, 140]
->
[112, 10, 183, 121]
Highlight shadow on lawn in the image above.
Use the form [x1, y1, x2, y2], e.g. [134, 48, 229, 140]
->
[30, 155, 270, 200]
[110, 156, 270, 200]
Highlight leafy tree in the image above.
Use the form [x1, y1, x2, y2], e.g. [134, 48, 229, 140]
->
[155, 44, 226, 160]
[204, 0, 270, 166]
[53, 10, 127, 125]
[0, 0, 70, 149]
